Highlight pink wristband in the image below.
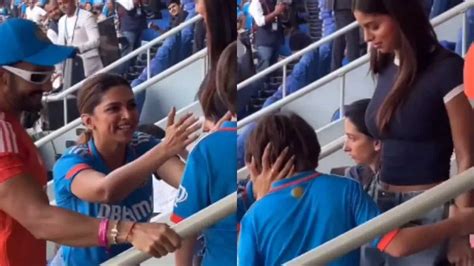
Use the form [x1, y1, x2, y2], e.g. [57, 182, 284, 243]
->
[98, 219, 109, 248]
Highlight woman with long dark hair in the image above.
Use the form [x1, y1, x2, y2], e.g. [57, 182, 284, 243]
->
[353, 0, 474, 264]
[195, 0, 237, 121]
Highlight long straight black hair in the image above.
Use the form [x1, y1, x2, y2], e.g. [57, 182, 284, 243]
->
[198, 0, 236, 123]
[353, 0, 438, 133]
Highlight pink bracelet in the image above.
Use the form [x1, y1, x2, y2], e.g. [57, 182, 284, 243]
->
[98, 219, 109, 248]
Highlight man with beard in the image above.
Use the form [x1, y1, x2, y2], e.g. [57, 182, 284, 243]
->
[0, 18, 182, 266]
[45, 1, 63, 43]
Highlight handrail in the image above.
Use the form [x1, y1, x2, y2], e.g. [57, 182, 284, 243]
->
[237, 0, 474, 129]
[42, 14, 203, 102]
[237, 21, 359, 90]
[101, 134, 346, 265]
[237, 55, 368, 129]
[238, 0, 472, 90]
[35, 49, 207, 148]
[284, 167, 474, 265]
[102, 193, 236, 265]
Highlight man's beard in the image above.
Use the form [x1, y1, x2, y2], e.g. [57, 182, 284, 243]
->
[19, 91, 44, 113]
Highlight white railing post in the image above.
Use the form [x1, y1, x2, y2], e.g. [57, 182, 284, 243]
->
[284, 168, 474, 265]
[463, 10, 468, 57]
[339, 74, 345, 119]
[282, 64, 287, 98]
[63, 97, 68, 126]
[146, 47, 151, 80]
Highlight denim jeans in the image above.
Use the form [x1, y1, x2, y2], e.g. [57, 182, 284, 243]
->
[360, 183, 449, 266]
[119, 30, 143, 74]
[331, 9, 360, 71]
[256, 45, 280, 72]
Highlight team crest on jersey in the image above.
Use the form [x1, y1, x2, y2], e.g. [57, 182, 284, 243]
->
[174, 185, 188, 207]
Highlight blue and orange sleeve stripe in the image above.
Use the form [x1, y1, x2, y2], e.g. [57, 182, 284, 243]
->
[170, 213, 185, 224]
[65, 163, 91, 180]
[377, 229, 401, 252]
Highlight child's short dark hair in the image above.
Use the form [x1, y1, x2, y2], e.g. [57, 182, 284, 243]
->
[245, 112, 321, 173]
[167, 0, 180, 7]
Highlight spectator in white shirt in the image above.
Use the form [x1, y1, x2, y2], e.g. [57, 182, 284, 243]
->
[57, 0, 103, 77]
[249, 0, 286, 72]
[25, 0, 46, 24]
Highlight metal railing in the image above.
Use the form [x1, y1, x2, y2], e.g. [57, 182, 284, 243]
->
[237, 22, 358, 93]
[238, 0, 473, 129]
[42, 14, 203, 126]
[102, 2, 474, 265]
[102, 193, 236, 265]
[103, 6, 472, 264]
[36, 48, 207, 149]
[101, 133, 345, 265]
[238, 1, 472, 93]
[48, 2, 474, 265]
[284, 167, 474, 265]
[40, 49, 207, 197]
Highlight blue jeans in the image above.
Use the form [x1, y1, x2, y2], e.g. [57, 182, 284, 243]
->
[331, 9, 360, 71]
[119, 30, 144, 74]
[360, 183, 449, 266]
[256, 45, 280, 72]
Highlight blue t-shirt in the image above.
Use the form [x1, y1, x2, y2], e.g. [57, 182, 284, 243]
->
[172, 121, 237, 266]
[238, 171, 396, 266]
[53, 132, 158, 265]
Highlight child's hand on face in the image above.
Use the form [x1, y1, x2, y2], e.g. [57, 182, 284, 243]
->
[247, 143, 295, 200]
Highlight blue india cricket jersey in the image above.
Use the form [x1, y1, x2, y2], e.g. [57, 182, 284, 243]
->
[238, 171, 397, 266]
[53, 132, 158, 265]
[172, 121, 237, 266]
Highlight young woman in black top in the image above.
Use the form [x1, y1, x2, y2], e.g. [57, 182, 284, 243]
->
[353, 0, 474, 265]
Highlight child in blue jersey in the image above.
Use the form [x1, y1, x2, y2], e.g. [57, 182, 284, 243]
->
[53, 73, 201, 265]
[238, 112, 474, 266]
[172, 42, 237, 266]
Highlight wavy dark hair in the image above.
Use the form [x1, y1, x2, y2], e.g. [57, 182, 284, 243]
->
[353, 0, 438, 133]
[245, 112, 321, 173]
